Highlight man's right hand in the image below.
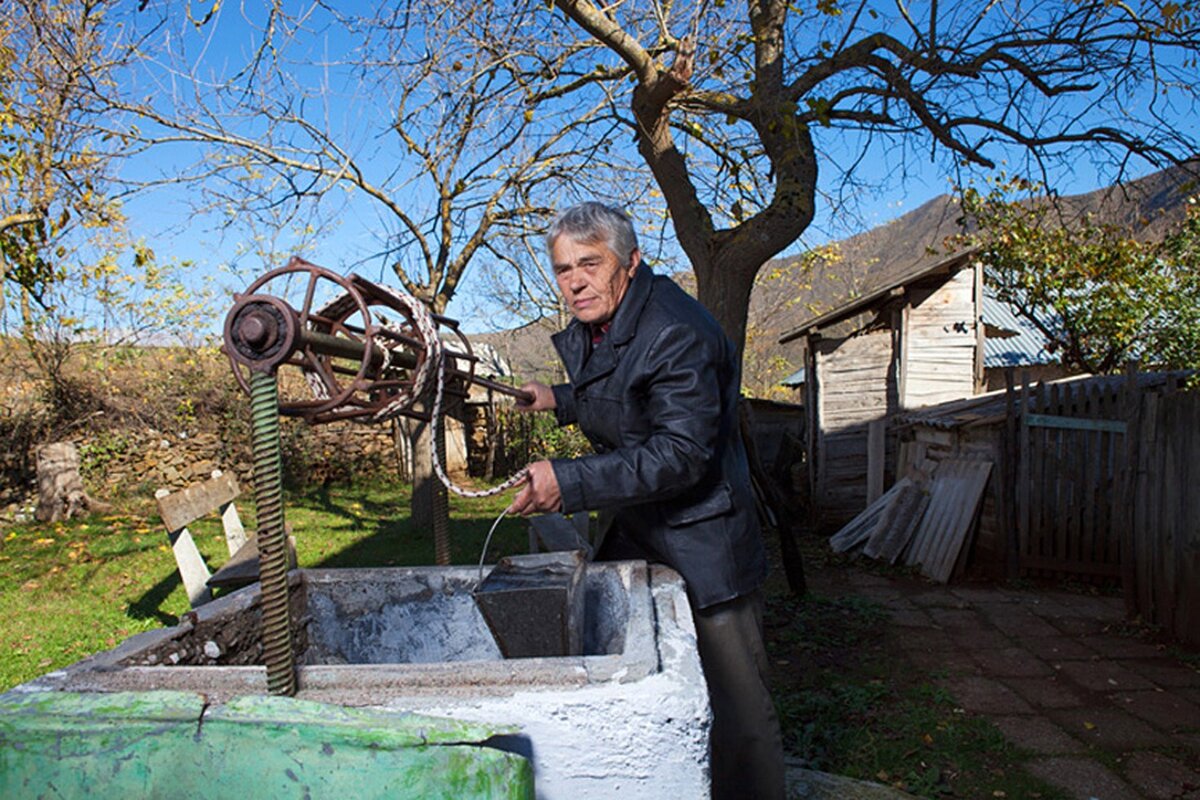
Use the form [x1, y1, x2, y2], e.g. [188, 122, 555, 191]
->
[516, 381, 556, 413]
[508, 460, 563, 516]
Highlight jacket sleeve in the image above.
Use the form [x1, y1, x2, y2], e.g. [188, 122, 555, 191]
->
[551, 383, 577, 427]
[551, 321, 723, 514]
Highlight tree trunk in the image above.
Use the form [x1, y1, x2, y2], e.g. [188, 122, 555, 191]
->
[695, 259, 758, 358]
[409, 413, 450, 565]
[35, 442, 111, 522]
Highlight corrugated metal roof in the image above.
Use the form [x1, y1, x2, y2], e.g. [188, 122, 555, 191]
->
[980, 294, 1058, 368]
[780, 367, 806, 387]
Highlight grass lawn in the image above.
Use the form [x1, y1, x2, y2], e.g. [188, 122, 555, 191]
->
[0, 481, 527, 691]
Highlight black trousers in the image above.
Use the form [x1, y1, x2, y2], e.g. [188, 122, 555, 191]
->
[693, 591, 786, 800]
[597, 528, 786, 799]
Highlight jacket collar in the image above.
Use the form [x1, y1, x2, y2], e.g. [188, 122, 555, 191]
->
[553, 263, 653, 387]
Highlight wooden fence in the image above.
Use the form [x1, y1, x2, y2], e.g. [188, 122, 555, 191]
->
[1128, 383, 1200, 646]
[1012, 375, 1130, 580]
[1005, 370, 1200, 646]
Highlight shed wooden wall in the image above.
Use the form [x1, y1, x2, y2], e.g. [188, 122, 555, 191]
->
[901, 268, 978, 410]
[813, 330, 892, 526]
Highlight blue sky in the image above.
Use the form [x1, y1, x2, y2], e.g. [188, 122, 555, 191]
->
[111, 2, 1190, 338]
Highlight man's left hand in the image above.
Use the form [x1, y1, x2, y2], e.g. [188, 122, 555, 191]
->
[508, 460, 562, 516]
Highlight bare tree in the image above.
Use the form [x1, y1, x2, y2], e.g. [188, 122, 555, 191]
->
[537, 0, 1200, 355]
[114, 3, 610, 312]
[105, 2, 620, 538]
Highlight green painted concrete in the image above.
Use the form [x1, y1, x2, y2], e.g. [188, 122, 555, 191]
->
[0, 691, 533, 799]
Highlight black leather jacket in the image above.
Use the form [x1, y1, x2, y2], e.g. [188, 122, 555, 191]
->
[548, 265, 767, 608]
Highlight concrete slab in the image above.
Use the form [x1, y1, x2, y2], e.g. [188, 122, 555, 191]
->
[947, 627, 1013, 651]
[1045, 616, 1113, 636]
[991, 715, 1086, 754]
[948, 587, 1018, 604]
[926, 608, 987, 633]
[786, 766, 918, 799]
[1122, 660, 1200, 688]
[981, 610, 1064, 638]
[885, 607, 936, 628]
[892, 626, 957, 654]
[1055, 659, 1157, 692]
[1078, 634, 1170, 660]
[1001, 676, 1088, 710]
[1039, 594, 1124, 621]
[1049, 707, 1171, 750]
[1019, 635, 1099, 662]
[1122, 751, 1200, 800]
[940, 676, 1035, 715]
[0, 690, 532, 799]
[1109, 689, 1200, 731]
[1025, 756, 1140, 800]
[970, 647, 1056, 678]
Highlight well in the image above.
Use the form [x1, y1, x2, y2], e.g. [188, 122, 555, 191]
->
[4, 560, 710, 799]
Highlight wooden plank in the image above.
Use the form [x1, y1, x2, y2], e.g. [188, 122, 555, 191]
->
[867, 419, 886, 504]
[1171, 392, 1197, 644]
[1181, 391, 1200, 645]
[1160, 390, 1179, 633]
[1019, 556, 1122, 577]
[206, 535, 261, 590]
[155, 487, 213, 608]
[1024, 413, 1128, 434]
[1031, 381, 1049, 569]
[914, 459, 994, 583]
[1049, 382, 1066, 566]
[1003, 368, 1019, 578]
[1082, 384, 1101, 569]
[156, 471, 241, 533]
[1017, 372, 1032, 574]
[1119, 364, 1139, 615]
[974, 262, 985, 393]
[1138, 392, 1160, 622]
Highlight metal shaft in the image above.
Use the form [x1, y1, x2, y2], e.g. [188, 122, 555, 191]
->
[250, 369, 297, 696]
[298, 327, 535, 405]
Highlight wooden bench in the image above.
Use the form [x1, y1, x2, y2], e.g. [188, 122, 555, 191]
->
[155, 470, 255, 607]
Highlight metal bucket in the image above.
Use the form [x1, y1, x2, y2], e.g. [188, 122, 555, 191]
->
[473, 550, 588, 658]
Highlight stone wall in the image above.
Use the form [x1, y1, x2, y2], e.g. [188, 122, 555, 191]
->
[80, 421, 410, 500]
[2, 398, 512, 523]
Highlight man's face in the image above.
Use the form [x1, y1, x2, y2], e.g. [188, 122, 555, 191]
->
[551, 236, 640, 326]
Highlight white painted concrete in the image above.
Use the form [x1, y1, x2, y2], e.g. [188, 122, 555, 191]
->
[394, 570, 711, 800]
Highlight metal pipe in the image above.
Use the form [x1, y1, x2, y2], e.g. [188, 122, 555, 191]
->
[297, 327, 535, 405]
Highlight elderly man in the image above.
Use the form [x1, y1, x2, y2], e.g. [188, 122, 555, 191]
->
[511, 201, 785, 799]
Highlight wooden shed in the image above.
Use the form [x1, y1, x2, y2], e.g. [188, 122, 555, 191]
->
[778, 251, 1066, 530]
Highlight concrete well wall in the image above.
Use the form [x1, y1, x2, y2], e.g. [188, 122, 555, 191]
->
[7, 562, 711, 800]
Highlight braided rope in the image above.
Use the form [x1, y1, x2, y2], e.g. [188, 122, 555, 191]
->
[307, 284, 529, 499]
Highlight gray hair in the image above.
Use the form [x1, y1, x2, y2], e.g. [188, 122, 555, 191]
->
[545, 202, 639, 262]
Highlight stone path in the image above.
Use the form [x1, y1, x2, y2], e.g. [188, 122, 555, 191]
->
[806, 567, 1200, 800]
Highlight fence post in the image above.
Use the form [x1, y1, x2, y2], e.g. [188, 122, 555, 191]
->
[1120, 362, 1139, 616]
[1003, 368, 1019, 578]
